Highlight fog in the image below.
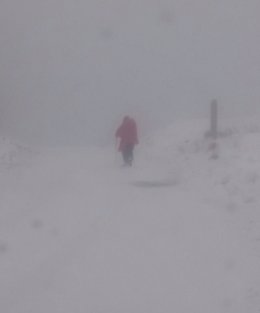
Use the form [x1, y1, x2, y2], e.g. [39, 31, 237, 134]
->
[1, 0, 260, 145]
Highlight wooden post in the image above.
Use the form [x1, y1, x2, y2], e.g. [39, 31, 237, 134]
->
[210, 99, 218, 139]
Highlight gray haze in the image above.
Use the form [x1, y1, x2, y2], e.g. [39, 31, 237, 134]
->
[1, 0, 260, 145]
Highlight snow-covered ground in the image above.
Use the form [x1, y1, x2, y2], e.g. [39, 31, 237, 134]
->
[0, 118, 260, 313]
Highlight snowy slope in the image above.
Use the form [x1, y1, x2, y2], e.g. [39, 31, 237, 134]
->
[0, 119, 260, 313]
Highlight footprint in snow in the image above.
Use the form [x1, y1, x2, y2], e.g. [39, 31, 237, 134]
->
[224, 258, 236, 271]
[221, 298, 233, 309]
[31, 219, 44, 230]
[226, 202, 238, 213]
[0, 242, 8, 255]
[244, 196, 255, 204]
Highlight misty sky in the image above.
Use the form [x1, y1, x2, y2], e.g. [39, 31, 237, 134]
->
[1, 0, 260, 145]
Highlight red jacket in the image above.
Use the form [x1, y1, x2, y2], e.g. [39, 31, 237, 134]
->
[115, 117, 139, 151]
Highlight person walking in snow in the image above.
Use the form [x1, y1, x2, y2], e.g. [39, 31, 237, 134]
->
[115, 116, 139, 166]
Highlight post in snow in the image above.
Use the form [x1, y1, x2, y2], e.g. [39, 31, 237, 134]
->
[210, 99, 218, 139]
[208, 99, 219, 159]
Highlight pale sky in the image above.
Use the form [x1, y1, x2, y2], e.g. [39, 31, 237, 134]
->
[1, 0, 260, 144]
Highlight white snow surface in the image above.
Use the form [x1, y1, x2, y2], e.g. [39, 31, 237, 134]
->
[0, 119, 260, 313]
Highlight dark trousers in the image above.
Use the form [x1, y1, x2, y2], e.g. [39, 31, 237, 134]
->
[122, 144, 134, 166]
